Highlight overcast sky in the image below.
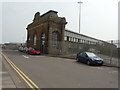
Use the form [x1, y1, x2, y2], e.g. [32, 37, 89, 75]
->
[0, 0, 119, 43]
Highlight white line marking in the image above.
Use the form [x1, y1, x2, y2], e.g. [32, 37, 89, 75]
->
[22, 55, 29, 59]
[0, 72, 8, 74]
[90, 67, 104, 70]
[63, 59, 75, 61]
[30, 56, 43, 57]
[109, 71, 118, 74]
[97, 67, 104, 70]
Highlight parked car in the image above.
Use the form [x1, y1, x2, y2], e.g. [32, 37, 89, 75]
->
[23, 47, 29, 53]
[26, 47, 40, 55]
[18, 46, 24, 52]
[76, 52, 103, 66]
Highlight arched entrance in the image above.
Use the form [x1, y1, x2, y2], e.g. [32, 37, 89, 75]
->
[40, 33, 46, 53]
[33, 35, 37, 46]
[52, 31, 61, 54]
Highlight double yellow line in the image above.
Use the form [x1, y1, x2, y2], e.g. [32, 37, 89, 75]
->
[1, 53, 41, 90]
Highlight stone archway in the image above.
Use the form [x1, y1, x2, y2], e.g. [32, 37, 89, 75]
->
[40, 33, 46, 53]
[51, 31, 61, 54]
[33, 34, 37, 46]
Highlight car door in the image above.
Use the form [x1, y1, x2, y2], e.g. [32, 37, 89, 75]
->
[77, 52, 81, 61]
[78, 52, 85, 62]
[81, 52, 88, 63]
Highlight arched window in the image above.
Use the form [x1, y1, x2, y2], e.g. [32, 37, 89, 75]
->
[41, 33, 45, 45]
[34, 35, 36, 45]
[52, 32, 59, 46]
[52, 32, 58, 41]
[41, 33, 45, 39]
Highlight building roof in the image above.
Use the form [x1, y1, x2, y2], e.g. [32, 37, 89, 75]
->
[40, 10, 58, 17]
[65, 29, 109, 44]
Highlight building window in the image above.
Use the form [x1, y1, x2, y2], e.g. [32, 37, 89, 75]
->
[34, 35, 36, 45]
[69, 37, 72, 41]
[71, 37, 73, 42]
[76, 38, 78, 42]
[81, 39, 83, 43]
[78, 39, 80, 43]
[52, 32, 58, 41]
[67, 36, 69, 41]
[88, 41, 91, 44]
[73, 38, 76, 42]
[41, 33, 45, 39]
[52, 32, 59, 46]
[41, 33, 46, 45]
[64, 36, 67, 41]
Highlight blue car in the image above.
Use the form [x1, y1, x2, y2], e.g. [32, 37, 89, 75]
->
[76, 52, 103, 66]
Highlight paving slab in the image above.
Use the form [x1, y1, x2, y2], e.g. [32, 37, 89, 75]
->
[2, 62, 16, 88]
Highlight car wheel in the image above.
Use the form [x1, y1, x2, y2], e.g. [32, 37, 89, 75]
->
[87, 60, 91, 65]
[76, 58, 79, 62]
[28, 52, 30, 54]
[100, 62, 103, 66]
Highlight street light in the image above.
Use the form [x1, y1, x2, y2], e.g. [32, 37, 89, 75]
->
[78, 1, 83, 33]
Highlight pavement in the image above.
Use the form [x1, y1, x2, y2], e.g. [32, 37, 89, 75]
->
[2, 62, 16, 88]
[1, 54, 27, 89]
[0, 53, 16, 89]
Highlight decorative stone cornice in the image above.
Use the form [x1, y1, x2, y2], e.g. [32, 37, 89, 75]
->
[27, 10, 67, 30]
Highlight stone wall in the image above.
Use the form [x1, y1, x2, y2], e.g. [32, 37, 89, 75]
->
[50, 41, 118, 57]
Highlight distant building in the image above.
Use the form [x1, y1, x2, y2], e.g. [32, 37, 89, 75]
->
[107, 40, 120, 48]
[26, 10, 117, 55]
[2, 42, 21, 50]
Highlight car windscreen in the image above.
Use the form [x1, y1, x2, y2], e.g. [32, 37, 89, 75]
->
[34, 48, 39, 50]
[86, 52, 97, 58]
[29, 47, 34, 50]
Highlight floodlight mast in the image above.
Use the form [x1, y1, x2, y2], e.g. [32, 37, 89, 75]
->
[78, 1, 83, 33]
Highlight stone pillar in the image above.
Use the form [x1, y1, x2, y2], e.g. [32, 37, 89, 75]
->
[48, 26, 53, 54]
[61, 19, 67, 55]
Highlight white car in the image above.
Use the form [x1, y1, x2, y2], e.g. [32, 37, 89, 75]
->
[23, 47, 29, 53]
[18, 47, 24, 52]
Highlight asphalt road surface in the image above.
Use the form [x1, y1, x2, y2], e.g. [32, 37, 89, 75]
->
[2, 50, 118, 88]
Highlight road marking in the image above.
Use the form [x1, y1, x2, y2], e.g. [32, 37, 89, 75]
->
[90, 67, 105, 70]
[63, 59, 75, 61]
[97, 67, 104, 70]
[23, 55, 29, 59]
[2, 54, 34, 89]
[109, 71, 118, 74]
[0, 72, 7, 74]
[2, 53, 40, 90]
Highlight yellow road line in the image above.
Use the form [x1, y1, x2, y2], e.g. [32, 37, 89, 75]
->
[2, 53, 40, 90]
[6, 58, 34, 89]
[7, 56, 40, 89]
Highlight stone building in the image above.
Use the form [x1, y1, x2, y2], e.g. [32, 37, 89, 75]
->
[27, 10, 117, 55]
[26, 10, 67, 54]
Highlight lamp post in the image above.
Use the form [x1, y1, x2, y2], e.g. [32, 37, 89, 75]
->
[78, 1, 83, 33]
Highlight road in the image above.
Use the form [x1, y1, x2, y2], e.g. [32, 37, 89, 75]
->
[2, 50, 118, 88]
